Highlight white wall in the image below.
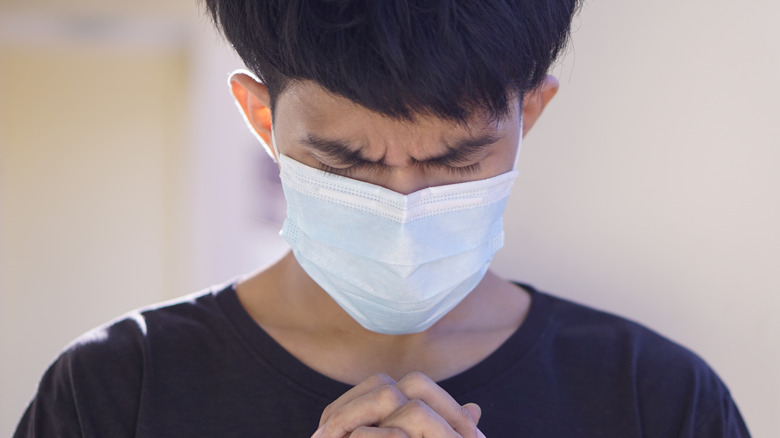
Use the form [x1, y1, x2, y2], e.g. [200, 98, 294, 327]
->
[1, 1, 777, 437]
[493, 1, 780, 435]
[186, 16, 289, 292]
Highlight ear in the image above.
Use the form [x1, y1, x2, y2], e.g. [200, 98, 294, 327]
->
[521, 75, 559, 137]
[229, 71, 277, 161]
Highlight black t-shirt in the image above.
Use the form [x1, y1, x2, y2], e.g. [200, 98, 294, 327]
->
[14, 282, 750, 437]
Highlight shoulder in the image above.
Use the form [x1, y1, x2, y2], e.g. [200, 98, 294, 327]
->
[524, 286, 750, 436]
[15, 284, 232, 437]
[540, 290, 702, 368]
[62, 285, 226, 364]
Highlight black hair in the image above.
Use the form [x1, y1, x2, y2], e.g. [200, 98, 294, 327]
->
[204, 0, 581, 121]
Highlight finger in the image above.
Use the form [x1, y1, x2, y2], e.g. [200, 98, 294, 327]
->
[316, 383, 409, 438]
[378, 399, 462, 438]
[394, 372, 479, 438]
[349, 426, 411, 438]
[319, 374, 398, 427]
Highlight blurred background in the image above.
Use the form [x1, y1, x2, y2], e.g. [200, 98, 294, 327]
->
[0, 0, 777, 436]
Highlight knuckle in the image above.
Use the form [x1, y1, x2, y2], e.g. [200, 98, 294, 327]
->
[320, 403, 353, 429]
[320, 402, 337, 424]
[376, 384, 406, 407]
[404, 398, 431, 418]
[368, 372, 396, 386]
[403, 371, 431, 385]
[397, 371, 433, 395]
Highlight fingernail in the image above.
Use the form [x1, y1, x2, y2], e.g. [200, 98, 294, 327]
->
[311, 427, 323, 438]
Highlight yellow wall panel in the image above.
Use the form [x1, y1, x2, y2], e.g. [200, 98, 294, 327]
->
[0, 43, 188, 434]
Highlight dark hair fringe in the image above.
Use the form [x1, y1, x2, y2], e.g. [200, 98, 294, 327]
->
[204, 0, 581, 121]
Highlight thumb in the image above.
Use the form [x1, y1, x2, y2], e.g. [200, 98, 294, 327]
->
[463, 403, 487, 438]
[463, 402, 482, 424]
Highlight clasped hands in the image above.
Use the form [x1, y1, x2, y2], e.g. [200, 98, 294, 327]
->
[312, 372, 486, 438]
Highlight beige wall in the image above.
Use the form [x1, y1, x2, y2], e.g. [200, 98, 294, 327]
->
[1, 1, 777, 437]
[0, 15, 191, 433]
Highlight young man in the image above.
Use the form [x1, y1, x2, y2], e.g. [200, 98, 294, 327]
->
[16, 0, 750, 436]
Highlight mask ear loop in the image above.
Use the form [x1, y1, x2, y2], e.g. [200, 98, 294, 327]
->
[270, 127, 280, 164]
[511, 116, 524, 170]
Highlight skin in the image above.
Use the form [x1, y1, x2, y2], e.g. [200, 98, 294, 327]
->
[229, 74, 558, 437]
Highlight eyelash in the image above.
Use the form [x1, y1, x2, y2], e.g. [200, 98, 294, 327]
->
[318, 161, 481, 176]
[318, 161, 380, 176]
[424, 162, 482, 176]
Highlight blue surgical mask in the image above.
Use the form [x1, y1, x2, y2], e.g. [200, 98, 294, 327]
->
[278, 149, 518, 334]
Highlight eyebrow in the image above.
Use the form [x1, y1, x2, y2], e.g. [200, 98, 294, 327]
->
[300, 134, 369, 166]
[299, 133, 500, 167]
[423, 134, 501, 166]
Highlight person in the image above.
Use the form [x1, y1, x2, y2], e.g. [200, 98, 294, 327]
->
[15, 0, 750, 436]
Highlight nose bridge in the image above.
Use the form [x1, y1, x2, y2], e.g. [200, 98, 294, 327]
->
[382, 166, 430, 195]
[373, 125, 438, 196]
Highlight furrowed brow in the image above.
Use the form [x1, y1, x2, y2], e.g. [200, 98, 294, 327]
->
[416, 134, 500, 166]
[299, 134, 374, 165]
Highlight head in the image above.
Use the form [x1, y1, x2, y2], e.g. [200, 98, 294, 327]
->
[204, 0, 580, 193]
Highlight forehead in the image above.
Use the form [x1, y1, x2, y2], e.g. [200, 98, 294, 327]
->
[273, 81, 512, 156]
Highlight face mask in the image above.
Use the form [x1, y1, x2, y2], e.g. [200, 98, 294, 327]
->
[278, 144, 519, 335]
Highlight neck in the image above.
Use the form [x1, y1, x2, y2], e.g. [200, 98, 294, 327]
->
[236, 250, 531, 383]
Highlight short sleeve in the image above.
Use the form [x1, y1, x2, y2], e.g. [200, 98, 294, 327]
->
[633, 327, 752, 438]
[14, 316, 146, 438]
[692, 390, 751, 437]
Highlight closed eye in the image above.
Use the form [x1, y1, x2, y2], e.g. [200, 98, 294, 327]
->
[447, 162, 481, 175]
[415, 160, 482, 176]
[319, 160, 482, 177]
[317, 160, 382, 176]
